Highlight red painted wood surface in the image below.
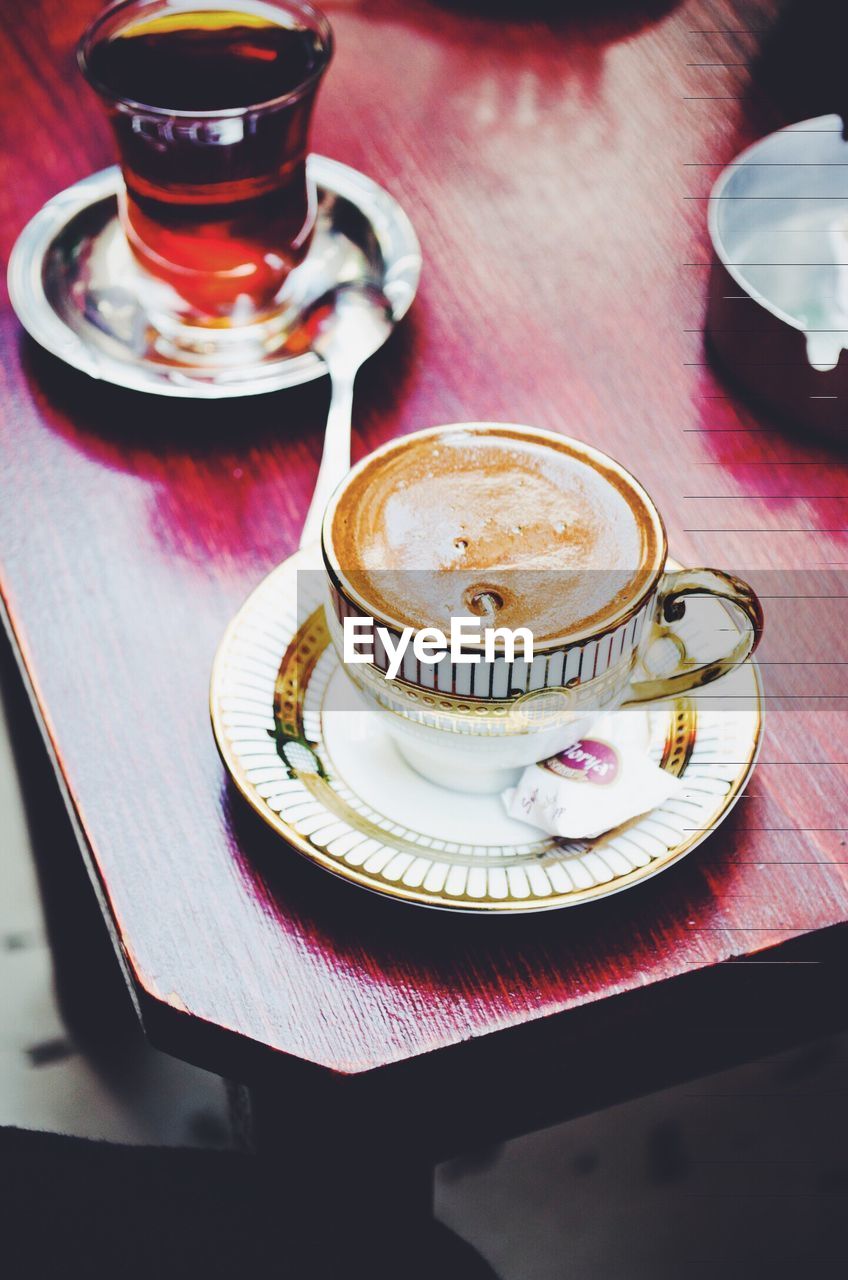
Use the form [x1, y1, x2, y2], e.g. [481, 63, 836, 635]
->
[2, 0, 847, 1079]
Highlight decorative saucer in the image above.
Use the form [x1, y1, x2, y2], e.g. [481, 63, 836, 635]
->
[7, 156, 421, 399]
[210, 548, 763, 913]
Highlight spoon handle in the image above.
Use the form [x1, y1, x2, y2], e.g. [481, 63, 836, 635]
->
[299, 371, 355, 550]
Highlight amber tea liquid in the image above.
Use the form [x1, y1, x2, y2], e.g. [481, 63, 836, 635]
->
[82, 4, 332, 322]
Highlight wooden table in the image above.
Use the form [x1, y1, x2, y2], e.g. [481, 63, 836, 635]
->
[3, 0, 848, 1269]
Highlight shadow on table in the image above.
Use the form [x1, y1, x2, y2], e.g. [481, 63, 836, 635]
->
[222, 764, 750, 982]
[332, 0, 682, 113]
[688, 364, 848, 532]
[18, 312, 417, 464]
[431, 0, 678, 22]
[749, 0, 848, 132]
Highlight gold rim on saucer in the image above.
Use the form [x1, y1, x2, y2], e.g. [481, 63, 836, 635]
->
[210, 548, 763, 913]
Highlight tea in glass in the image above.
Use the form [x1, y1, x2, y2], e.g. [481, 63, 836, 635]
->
[78, 1, 333, 329]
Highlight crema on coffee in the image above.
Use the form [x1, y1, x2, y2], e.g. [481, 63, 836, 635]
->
[325, 425, 664, 644]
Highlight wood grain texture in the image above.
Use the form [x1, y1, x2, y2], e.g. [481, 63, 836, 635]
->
[2, 0, 848, 1088]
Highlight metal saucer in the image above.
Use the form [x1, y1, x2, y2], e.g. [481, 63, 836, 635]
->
[7, 156, 421, 399]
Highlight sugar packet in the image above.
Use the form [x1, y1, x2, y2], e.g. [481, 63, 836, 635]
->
[503, 711, 683, 840]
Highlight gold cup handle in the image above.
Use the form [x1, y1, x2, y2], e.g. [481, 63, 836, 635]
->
[623, 568, 763, 704]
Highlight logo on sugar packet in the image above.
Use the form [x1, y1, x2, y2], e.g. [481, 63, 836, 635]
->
[542, 739, 620, 785]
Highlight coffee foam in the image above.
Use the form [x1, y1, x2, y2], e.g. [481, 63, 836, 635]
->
[329, 428, 660, 643]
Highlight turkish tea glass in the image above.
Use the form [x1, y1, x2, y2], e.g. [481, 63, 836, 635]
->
[78, 0, 333, 351]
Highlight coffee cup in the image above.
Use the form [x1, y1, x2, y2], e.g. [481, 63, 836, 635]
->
[321, 423, 762, 793]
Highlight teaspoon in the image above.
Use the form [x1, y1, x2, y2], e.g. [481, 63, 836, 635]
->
[299, 282, 394, 549]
